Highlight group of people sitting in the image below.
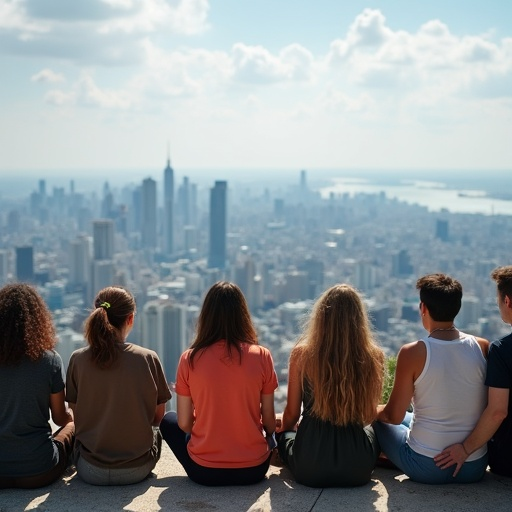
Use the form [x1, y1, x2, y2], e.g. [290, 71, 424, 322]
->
[1, 267, 511, 490]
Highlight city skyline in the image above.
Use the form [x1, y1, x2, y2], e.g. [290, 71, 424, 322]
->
[1, 168, 511, 410]
[1, 1, 511, 174]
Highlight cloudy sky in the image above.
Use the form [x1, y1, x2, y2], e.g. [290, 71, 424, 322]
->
[1, 0, 511, 176]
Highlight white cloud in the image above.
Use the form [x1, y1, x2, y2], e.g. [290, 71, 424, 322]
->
[31, 68, 65, 83]
[97, 0, 210, 36]
[346, 9, 392, 48]
[0, 0, 210, 65]
[44, 89, 75, 106]
[45, 73, 133, 109]
[232, 43, 314, 84]
[0, 0, 50, 36]
[232, 43, 285, 84]
[23, 0, 133, 21]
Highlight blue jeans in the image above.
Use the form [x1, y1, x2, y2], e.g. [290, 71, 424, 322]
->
[374, 412, 487, 484]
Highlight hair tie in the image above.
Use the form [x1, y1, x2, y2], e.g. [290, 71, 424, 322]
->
[99, 302, 111, 309]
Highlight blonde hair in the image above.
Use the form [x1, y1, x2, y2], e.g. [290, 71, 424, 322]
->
[294, 284, 384, 426]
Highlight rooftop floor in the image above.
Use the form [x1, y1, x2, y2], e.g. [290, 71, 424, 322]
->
[2, 445, 511, 512]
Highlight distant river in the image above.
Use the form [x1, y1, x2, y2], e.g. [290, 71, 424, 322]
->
[319, 178, 512, 216]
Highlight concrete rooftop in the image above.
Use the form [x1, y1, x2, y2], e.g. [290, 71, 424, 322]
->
[2, 444, 511, 512]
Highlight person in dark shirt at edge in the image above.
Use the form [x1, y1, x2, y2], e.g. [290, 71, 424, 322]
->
[0, 283, 74, 489]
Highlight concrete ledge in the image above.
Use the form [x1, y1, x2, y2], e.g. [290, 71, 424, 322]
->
[2, 444, 510, 512]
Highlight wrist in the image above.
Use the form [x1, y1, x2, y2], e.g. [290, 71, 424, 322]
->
[461, 442, 470, 456]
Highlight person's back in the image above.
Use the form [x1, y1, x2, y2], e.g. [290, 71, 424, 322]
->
[1, 351, 64, 477]
[278, 284, 385, 487]
[486, 325, 512, 475]
[178, 341, 275, 468]
[160, 281, 278, 486]
[67, 343, 169, 469]
[375, 273, 489, 484]
[0, 283, 74, 489]
[287, 379, 380, 487]
[408, 333, 487, 460]
[67, 286, 171, 485]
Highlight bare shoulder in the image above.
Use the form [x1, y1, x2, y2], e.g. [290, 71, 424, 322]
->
[397, 340, 427, 380]
[290, 343, 306, 362]
[475, 336, 490, 357]
[399, 340, 426, 360]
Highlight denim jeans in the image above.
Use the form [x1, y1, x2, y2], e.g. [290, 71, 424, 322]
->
[374, 412, 487, 484]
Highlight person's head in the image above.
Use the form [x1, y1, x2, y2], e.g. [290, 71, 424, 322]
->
[298, 284, 384, 426]
[190, 281, 257, 365]
[0, 283, 55, 365]
[84, 286, 136, 369]
[491, 266, 512, 324]
[416, 273, 462, 322]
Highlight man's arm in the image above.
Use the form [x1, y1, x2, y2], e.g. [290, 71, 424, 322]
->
[377, 341, 424, 424]
[434, 386, 509, 476]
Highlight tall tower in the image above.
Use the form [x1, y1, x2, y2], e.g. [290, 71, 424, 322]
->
[16, 246, 34, 283]
[208, 180, 227, 269]
[163, 150, 174, 256]
[141, 177, 157, 249]
[93, 219, 114, 260]
[141, 299, 188, 382]
[91, 219, 114, 299]
[0, 249, 8, 285]
[177, 176, 191, 225]
[69, 235, 91, 287]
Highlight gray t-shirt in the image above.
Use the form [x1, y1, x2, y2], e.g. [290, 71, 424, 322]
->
[0, 350, 64, 477]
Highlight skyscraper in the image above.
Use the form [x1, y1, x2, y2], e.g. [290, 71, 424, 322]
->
[0, 249, 9, 285]
[91, 260, 114, 298]
[69, 235, 91, 287]
[93, 219, 114, 260]
[436, 219, 449, 242]
[163, 154, 174, 256]
[16, 246, 34, 282]
[208, 180, 227, 269]
[91, 219, 114, 299]
[141, 299, 188, 383]
[141, 177, 157, 249]
[177, 176, 191, 225]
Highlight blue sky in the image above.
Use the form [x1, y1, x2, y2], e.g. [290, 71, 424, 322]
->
[1, 0, 511, 176]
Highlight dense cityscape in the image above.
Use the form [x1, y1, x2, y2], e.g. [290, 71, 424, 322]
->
[1, 165, 511, 409]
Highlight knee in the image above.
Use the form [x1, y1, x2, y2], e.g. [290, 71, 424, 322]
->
[159, 411, 178, 438]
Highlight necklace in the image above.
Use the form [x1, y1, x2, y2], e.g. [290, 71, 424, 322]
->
[429, 326, 457, 337]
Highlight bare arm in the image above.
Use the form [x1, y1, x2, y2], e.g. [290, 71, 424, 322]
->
[50, 391, 73, 426]
[377, 342, 425, 424]
[261, 393, 276, 435]
[476, 337, 490, 359]
[176, 394, 195, 434]
[434, 386, 509, 476]
[281, 350, 303, 431]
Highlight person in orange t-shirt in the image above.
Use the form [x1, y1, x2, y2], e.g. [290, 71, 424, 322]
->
[160, 281, 278, 486]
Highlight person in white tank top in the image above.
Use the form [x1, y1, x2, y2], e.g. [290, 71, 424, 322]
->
[374, 273, 489, 484]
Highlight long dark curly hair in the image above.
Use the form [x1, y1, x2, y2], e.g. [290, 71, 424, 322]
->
[0, 283, 56, 365]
